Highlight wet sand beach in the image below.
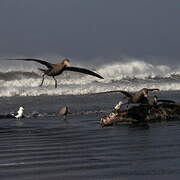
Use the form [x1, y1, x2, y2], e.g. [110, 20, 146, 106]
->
[0, 92, 180, 179]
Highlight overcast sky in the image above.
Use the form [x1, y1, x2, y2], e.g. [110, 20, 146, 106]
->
[0, 0, 179, 64]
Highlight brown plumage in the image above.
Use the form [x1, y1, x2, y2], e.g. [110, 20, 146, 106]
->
[146, 95, 175, 106]
[97, 88, 160, 104]
[8, 58, 104, 88]
[58, 106, 69, 120]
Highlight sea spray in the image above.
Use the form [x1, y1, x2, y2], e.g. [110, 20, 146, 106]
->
[0, 60, 180, 97]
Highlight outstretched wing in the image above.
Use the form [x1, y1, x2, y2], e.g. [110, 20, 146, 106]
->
[95, 90, 132, 97]
[147, 88, 160, 92]
[8, 58, 53, 68]
[64, 66, 104, 79]
[118, 90, 132, 98]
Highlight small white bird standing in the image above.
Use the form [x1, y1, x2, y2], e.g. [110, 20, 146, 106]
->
[12, 107, 25, 119]
[114, 101, 129, 112]
[114, 101, 123, 110]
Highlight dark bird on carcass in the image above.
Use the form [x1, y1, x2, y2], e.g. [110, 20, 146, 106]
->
[97, 88, 160, 104]
[146, 95, 175, 106]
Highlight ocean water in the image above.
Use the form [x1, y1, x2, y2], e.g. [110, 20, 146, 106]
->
[0, 59, 180, 179]
[1, 59, 180, 97]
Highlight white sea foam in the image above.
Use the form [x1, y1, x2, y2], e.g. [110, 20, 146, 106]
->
[98, 60, 176, 80]
[1, 80, 180, 97]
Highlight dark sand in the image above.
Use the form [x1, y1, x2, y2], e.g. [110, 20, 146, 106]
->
[0, 92, 180, 180]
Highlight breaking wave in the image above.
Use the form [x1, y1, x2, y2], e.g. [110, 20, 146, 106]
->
[1, 60, 180, 81]
[99, 60, 180, 80]
[0, 71, 40, 81]
[0, 60, 180, 97]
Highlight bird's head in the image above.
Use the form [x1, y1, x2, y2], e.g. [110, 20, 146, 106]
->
[114, 101, 123, 110]
[62, 59, 71, 66]
[140, 90, 148, 97]
[140, 88, 149, 97]
[143, 92, 148, 97]
[19, 107, 24, 112]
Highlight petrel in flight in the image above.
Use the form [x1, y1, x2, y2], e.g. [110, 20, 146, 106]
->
[8, 58, 104, 88]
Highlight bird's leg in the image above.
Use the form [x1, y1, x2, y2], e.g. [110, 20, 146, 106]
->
[63, 115, 67, 120]
[39, 74, 45, 87]
[53, 76, 57, 88]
